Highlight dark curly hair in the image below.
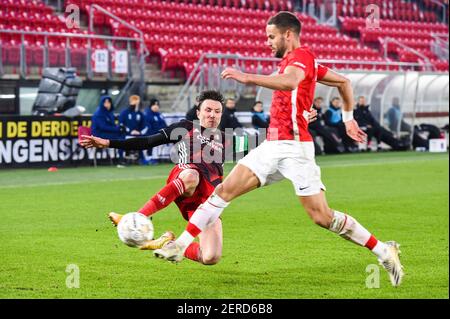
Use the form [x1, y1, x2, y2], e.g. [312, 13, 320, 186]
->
[197, 90, 225, 111]
[267, 11, 301, 35]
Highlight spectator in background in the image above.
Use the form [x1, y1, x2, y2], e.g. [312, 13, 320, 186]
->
[145, 98, 168, 135]
[144, 98, 168, 164]
[354, 96, 381, 147]
[354, 96, 409, 151]
[251, 101, 269, 129]
[119, 95, 147, 136]
[91, 95, 125, 164]
[309, 96, 345, 154]
[324, 97, 359, 152]
[385, 97, 409, 133]
[219, 98, 243, 131]
[118, 95, 147, 164]
[92, 96, 123, 139]
[384, 97, 437, 149]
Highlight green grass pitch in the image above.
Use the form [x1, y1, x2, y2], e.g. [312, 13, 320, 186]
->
[0, 151, 448, 298]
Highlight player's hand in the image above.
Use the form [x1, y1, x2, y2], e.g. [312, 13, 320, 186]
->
[221, 67, 248, 84]
[308, 109, 318, 123]
[79, 135, 110, 149]
[344, 120, 367, 143]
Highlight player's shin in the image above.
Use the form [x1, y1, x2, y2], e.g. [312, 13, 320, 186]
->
[175, 193, 229, 250]
[329, 210, 389, 260]
[138, 178, 186, 217]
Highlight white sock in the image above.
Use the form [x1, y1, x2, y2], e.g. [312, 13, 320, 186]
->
[176, 192, 229, 250]
[329, 210, 371, 246]
[371, 241, 389, 260]
[176, 232, 195, 250]
[329, 210, 390, 260]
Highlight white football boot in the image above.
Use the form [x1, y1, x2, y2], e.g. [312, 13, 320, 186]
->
[154, 240, 184, 263]
[378, 241, 404, 287]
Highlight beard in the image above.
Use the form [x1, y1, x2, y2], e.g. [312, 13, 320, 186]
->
[274, 39, 286, 58]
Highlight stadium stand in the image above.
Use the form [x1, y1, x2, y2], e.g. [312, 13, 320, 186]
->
[0, 0, 448, 78]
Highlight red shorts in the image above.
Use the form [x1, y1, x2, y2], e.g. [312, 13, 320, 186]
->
[167, 164, 217, 221]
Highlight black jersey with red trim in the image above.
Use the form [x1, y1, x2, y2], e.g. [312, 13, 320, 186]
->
[159, 120, 232, 186]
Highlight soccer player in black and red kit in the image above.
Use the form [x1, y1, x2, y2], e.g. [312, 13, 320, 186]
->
[81, 90, 233, 265]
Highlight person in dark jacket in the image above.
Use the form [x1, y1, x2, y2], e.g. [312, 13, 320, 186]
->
[309, 97, 345, 154]
[145, 98, 168, 136]
[119, 95, 147, 136]
[91, 96, 122, 139]
[219, 98, 243, 131]
[354, 96, 408, 151]
[354, 96, 381, 144]
[324, 97, 358, 152]
[91, 95, 125, 164]
[251, 101, 269, 129]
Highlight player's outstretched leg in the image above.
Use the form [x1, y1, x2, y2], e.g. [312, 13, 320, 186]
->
[301, 191, 404, 287]
[154, 164, 260, 263]
[177, 219, 223, 264]
[138, 169, 199, 217]
[109, 169, 198, 230]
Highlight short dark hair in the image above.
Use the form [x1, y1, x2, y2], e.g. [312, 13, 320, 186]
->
[149, 98, 159, 106]
[331, 97, 341, 103]
[267, 11, 301, 35]
[314, 97, 323, 102]
[197, 90, 225, 110]
[253, 100, 263, 106]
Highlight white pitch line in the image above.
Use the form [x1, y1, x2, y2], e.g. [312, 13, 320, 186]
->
[319, 157, 448, 168]
[0, 156, 447, 189]
[0, 175, 168, 189]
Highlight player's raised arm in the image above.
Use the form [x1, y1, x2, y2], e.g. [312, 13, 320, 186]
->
[318, 67, 367, 143]
[79, 135, 110, 148]
[221, 65, 305, 91]
[80, 133, 168, 150]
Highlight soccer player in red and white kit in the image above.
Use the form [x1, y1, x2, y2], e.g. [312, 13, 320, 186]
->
[155, 12, 404, 287]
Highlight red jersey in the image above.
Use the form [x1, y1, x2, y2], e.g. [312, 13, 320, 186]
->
[267, 46, 328, 141]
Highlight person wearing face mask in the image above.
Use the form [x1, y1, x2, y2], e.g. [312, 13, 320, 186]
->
[91, 95, 125, 165]
[145, 98, 168, 136]
[91, 96, 123, 139]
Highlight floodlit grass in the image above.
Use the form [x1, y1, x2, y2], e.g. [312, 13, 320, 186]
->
[0, 151, 448, 298]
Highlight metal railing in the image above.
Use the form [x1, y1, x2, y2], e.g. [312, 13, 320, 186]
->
[171, 53, 428, 112]
[0, 29, 143, 79]
[431, 33, 449, 60]
[383, 37, 435, 71]
[0, 4, 149, 82]
[427, 0, 448, 24]
[88, 4, 149, 100]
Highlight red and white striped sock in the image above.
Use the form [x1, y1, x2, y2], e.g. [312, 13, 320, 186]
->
[329, 210, 388, 259]
[138, 178, 185, 217]
[176, 193, 229, 250]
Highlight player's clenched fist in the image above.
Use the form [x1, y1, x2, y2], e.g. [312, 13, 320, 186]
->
[221, 68, 248, 84]
[79, 135, 110, 149]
